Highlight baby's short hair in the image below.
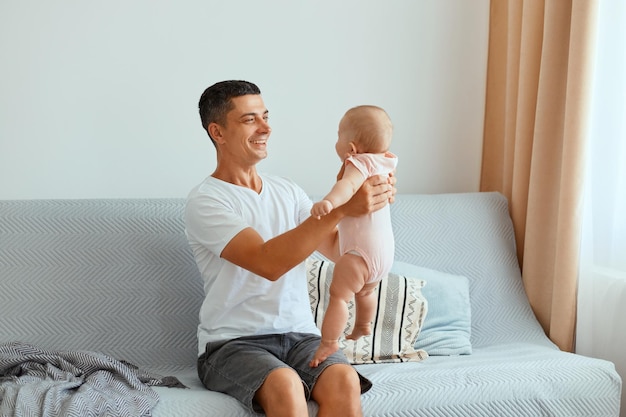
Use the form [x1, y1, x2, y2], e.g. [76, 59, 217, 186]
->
[340, 105, 393, 153]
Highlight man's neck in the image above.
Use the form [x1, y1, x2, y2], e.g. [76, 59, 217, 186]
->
[211, 165, 263, 194]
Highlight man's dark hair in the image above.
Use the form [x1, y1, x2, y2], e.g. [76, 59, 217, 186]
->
[198, 80, 261, 141]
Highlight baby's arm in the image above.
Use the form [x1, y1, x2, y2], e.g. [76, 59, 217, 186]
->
[312, 163, 367, 218]
[311, 199, 334, 218]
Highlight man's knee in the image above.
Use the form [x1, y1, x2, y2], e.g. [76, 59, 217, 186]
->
[312, 364, 363, 416]
[313, 363, 361, 399]
[254, 367, 306, 412]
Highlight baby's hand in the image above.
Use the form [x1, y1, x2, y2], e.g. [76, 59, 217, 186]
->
[311, 200, 334, 219]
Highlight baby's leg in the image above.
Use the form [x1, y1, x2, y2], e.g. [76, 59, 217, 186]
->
[346, 281, 379, 340]
[309, 253, 369, 367]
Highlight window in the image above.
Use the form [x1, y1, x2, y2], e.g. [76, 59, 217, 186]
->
[576, 0, 626, 408]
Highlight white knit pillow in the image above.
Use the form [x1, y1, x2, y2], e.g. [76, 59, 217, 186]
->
[306, 258, 429, 364]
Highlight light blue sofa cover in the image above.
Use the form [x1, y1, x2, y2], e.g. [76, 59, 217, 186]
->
[0, 192, 621, 416]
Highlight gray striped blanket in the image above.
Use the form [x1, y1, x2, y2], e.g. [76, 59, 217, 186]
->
[0, 342, 186, 417]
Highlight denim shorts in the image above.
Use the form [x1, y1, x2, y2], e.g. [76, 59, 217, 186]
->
[197, 332, 372, 413]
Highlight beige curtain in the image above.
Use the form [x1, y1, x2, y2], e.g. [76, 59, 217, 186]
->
[481, 0, 598, 352]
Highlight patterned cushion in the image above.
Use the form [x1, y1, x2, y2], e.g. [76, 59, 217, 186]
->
[306, 258, 428, 364]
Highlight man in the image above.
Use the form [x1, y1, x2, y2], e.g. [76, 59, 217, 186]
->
[185, 80, 395, 417]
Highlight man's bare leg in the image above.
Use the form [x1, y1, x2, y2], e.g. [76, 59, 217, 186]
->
[312, 363, 363, 417]
[254, 367, 308, 417]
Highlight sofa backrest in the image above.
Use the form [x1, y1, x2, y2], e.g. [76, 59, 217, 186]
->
[389, 192, 549, 348]
[0, 193, 550, 370]
[0, 199, 203, 370]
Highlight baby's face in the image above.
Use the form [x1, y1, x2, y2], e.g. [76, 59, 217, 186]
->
[335, 130, 353, 161]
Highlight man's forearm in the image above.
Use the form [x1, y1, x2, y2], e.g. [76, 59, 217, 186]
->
[222, 208, 345, 281]
[260, 210, 344, 280]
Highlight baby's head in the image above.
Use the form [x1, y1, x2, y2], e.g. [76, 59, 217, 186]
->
[336, 105, 392, 159]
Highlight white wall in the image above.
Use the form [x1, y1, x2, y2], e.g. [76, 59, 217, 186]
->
[0, 1, 490, 199]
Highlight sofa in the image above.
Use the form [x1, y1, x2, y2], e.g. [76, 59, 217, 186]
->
[0, 192, 621, 416]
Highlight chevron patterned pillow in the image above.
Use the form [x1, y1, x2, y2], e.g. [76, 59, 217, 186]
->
[306, 258, 429, 364]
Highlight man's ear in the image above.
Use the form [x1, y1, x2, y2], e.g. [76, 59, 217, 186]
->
[208, 123, 225, 144]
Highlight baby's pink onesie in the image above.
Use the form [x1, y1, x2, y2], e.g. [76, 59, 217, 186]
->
[338, 152, 398, 283]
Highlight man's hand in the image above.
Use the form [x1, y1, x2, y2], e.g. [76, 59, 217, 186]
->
[388, 172, 397, 203]
[339, 173, 397, 217]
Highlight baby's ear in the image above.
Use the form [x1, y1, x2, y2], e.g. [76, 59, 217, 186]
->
[349, 142, 357, 154]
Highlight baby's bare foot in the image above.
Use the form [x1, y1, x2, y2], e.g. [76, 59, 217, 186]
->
[309, 339, 339, 368]
[346, 324, 372, 340]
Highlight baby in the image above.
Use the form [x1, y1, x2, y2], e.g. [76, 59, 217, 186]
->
[309, 105, 397, 367]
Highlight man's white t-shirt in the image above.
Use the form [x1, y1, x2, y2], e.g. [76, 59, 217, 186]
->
[185, 174, 321, 355]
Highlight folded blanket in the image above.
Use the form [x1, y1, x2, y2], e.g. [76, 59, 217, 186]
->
[0, 341, 186, 417]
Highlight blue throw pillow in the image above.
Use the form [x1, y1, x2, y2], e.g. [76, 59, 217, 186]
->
[391, 261, 472, 355]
